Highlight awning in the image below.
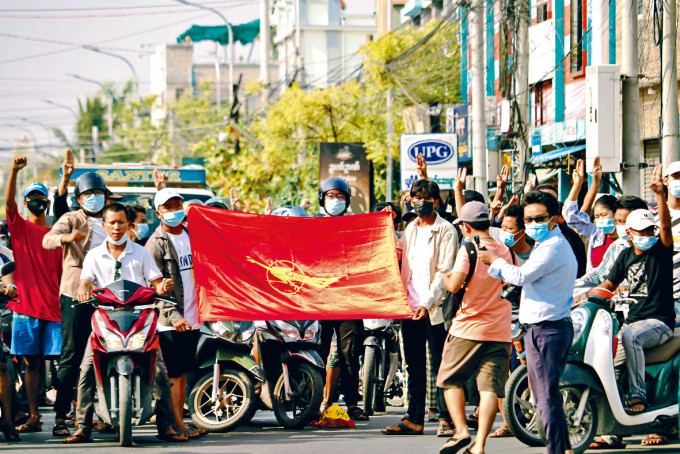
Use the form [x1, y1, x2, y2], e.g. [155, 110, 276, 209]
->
[530, 144, 586, 164]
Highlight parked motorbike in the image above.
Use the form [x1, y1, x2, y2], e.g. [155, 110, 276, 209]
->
[252, 320, 324, 429]
[79, 279, 166, 447]
[188, 321, 264, 432]
[361, 319, 400, 415]
[536, 288, 680, 453]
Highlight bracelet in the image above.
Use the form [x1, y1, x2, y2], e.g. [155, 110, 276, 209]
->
[7, 284, 16, 290]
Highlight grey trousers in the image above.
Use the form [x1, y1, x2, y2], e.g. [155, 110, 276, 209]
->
[75, 335, 175, 436]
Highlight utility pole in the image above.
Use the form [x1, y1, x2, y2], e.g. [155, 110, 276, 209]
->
[662, 0, 679, 167]
[592, 0, 610, 65]
[386, 0, 394, 202]
[91, 126, 100, 162]
[260, 0, 270, 87]
[621, 0, 641, 195]
[514, 0, 530, 187]
[470, 0, 488, 197]
[295, 0, 305, 85]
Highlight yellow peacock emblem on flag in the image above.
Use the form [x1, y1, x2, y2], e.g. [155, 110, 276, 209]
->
[246, 256, 341, 296]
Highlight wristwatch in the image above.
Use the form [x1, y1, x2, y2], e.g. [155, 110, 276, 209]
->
[7, 284, 16, 290]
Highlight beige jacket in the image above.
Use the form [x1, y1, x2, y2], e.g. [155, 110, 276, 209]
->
[396, 213, 457, 325]
[42, 209, 93, 297]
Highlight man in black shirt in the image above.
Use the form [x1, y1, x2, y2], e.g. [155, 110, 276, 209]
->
[601, 164, 675, 414]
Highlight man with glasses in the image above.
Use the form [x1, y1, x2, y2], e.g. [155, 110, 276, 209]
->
[4, 156, 63, 434]
[43, 171, 111, 436]
[479, 191, 577, 454]
[63, 203, 184, 443]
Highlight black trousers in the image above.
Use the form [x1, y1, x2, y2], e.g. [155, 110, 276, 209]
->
[401, 317, 449, 425]
[319, 319, 363, 407]
[53, 295, 93, 418]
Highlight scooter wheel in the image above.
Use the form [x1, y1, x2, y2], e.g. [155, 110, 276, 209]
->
[272, 362, 323, 429]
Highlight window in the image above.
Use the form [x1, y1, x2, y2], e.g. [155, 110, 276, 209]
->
[570, 0, 584, 73]
[533, 83, 545, 127]
[536, 1, 548, 23]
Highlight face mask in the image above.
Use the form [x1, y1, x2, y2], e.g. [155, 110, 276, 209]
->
[616, 225, 630, 241]
[412, 200, 435, 219]
[324, 199, 346, 216]
[26, 199, 48, 216]
[499, 230, 520, 247]
[106, 233, 128, 246]
[669, 180, 680, 198]
[162, 209, 185, 227]
[80, 194, 105, 213]
[632, 235, 657, 251]
[135, 223, 150, 240]
[525, 218, 553, 242]
[596, 218, 616, 234]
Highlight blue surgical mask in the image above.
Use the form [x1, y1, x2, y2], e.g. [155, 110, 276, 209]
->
[162, 210, 185, 227]
[106, 233, 128, 246]
[80, 194, 105, 213]
[525, 219, 552, 242]
[669, 180, 680, 198]
[632, 235, 657, 251]
[135, 223, 150, 239]
[324, 199, 346, 216]
[616, 225, 630, 241]
[499, 230, 520, 247]
[595, 218, 616, 234]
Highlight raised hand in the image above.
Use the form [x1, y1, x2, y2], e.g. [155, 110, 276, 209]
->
[497, 164, 510, 188]
[230, 187, 242, 211]
[11, 156, 27, 171]
[265, 197, 274, 215]
[153, 169, 168, 190]
[572, 159, 585, 188]
[62, 148, 75, 179]
[591, 156, 603, 180]
[300, 199, 312, 210]
[498, 195, 519, 222]
[454, 167, 467, 193]
[524, 173, 537, 193]
[649, 163, 665, 195]
[416, 153, 428, 180]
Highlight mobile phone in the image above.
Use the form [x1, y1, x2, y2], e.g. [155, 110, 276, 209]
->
[474, 235, 487, 251]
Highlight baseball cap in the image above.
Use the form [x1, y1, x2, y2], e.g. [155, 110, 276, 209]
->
[154, 188, 184, 210]
[665, 161, 680, 177]
[453, 201, 490, 225]
[22, 182, 48, 199]
[626, 209, 656, 231]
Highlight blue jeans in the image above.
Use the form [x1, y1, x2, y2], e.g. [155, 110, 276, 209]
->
[616, 318, 673, 402]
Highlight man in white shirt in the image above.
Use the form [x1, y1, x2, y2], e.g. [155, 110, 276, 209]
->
[64, 203, 186, 443]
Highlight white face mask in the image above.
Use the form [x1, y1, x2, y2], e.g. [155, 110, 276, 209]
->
[616, 225, 630, 241]
[106, 233, 128, 246]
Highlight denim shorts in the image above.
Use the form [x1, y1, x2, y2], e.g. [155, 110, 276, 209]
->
[10, 313, 62, 357]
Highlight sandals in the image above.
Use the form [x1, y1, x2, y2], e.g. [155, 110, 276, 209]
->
[16, 420, 42, 433]
[62, 432, 91, 444]
[439, 435, 471, 454]
[625, 399, 646, 414]
[382, 422, 424, 435]
[347, 406, 369, 421]
[642, 434, 668, 445]
[52, 420, 70, 437]
[177, 428, 201, 439]
[156, 431, 188, 443]
[0, 425, 20, 442]
[437, 421, 454, 437]
[490, 426, 513, 438]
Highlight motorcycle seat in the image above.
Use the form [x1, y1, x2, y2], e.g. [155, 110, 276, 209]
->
[644, 330, 680, 365]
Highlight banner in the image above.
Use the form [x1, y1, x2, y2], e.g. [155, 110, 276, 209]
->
[400, 133, 458, 191]
[189, 206, 411, 321]
[318, 143, 373, 214]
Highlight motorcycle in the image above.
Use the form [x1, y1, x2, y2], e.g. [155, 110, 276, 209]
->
[535, 288, 680, 453]
[80, 279, 166, 447]
[188, 321, 264, 432]
[251, 320, 324, 429]
[361, 318, 401, 415]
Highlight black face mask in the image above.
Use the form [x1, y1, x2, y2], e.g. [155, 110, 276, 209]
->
[26, 199, 48, 216]
[412, 200, 434, 219]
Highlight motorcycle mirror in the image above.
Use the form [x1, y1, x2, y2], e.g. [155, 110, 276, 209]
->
[0, 261, 15, 277]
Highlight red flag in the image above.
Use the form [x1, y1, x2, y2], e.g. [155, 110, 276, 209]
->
[188, 206, 411, 321]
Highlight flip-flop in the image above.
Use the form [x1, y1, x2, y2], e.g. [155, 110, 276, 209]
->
[156, 432, 188, 442]
[382, 422, 424, 435]
[439, 435, 472, 454]
[589, 437, 626, 449]
[437, 422, 454, 438]
[490, 427, 513, 438]
[16, 421, 42, 433]
[642, 434, 668, 446]
[52, 421, 70, 437]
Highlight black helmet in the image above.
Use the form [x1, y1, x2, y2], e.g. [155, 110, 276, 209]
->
[318, 177, 351, 209]
[205, 197, 231, 209]
[74, 172, 107, 197]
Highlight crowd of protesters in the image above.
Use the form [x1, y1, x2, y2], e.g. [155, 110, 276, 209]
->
[0, 147, 679, 454]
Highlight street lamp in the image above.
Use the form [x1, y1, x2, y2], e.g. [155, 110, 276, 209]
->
[82, 45, 139, 99]
[41, 99, 78, 117]
[18, 117, 55, 153]
[173, 0, 234, 111]
[70, 74, 114, 143]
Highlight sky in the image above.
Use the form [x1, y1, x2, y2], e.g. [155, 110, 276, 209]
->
[0, 0, 376, 162]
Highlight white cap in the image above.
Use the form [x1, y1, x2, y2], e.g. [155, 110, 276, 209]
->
[626, 209, 656, 231]
[154, 188, 183, 210]
[664, 161, 680, 177]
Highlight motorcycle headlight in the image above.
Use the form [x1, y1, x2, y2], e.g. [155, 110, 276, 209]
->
[272, 321, 302, 341]
[237, 323, 256, 344]
[211, 321, 237, 342]
[104, 333, 124, 351]
[127, 331, 146, 351]
[571, 307, 590, 346]
[304, 322, 319, 341]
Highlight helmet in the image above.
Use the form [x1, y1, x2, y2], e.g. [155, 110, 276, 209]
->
[205, 197, 231, 209]
[272, 206, 309, 217]
[318, 177, 351, 209]
[74, 172, 107, 197]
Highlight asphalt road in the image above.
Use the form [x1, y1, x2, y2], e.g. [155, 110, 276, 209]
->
[2, 407, 679, 453]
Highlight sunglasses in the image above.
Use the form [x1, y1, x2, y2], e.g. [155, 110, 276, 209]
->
[523, 215, 551, 224]
[114, 260, 122, 281]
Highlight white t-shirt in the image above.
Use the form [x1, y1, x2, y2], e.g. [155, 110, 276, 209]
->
[406, 223, 435, 312]
[89, 217, 106, 250]
[167, 230, 199, 328]
[80, 240, 162, 288]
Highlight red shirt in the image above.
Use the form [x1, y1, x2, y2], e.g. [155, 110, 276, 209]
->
[591, 234, 615, 269]
[7, 209, 62, 321]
